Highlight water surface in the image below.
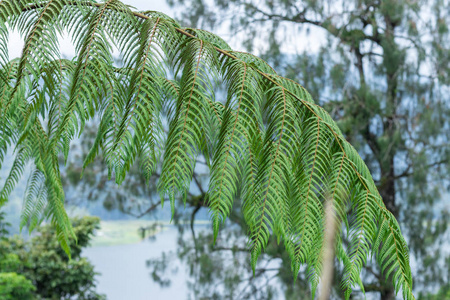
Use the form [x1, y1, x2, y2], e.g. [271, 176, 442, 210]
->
[84, 226, 188, 300]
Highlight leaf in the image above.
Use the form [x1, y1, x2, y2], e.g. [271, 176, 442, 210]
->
[0, 2, 415, 298]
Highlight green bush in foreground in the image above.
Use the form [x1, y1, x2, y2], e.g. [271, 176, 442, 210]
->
[0, 213, 104, 300]
[0, 272, 35, 300]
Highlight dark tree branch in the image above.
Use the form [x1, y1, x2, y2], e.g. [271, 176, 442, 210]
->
[394, 159, 449, 180]
[212, 246, 248, 252]
[192, 173, 205, 195]
[122, 200, 162, 218]
[242, 2, 381, 44]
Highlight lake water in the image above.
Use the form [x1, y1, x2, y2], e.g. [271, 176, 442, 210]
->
[83, 226, 188, 300]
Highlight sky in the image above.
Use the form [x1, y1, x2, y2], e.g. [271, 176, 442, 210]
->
[7, 0, 173, 59]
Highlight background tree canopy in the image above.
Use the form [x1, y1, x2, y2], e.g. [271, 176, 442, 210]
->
[0, 0, 447, 299]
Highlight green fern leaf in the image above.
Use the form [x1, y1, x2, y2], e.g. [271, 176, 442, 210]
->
[0, 2, 415, 298]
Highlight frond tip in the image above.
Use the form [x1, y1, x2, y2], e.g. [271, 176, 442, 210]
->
[0, 1, 414, 299]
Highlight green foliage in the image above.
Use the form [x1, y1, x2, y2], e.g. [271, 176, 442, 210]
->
[418, 285, 450, 300]
[0, 213, 104, 300]
[0, 272, 36, 300]
[0, 1, 417, 299]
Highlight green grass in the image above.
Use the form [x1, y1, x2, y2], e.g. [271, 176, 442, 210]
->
[89, 219, 210, 247]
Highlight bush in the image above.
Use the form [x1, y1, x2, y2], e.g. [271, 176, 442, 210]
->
[0, 272, 35, 300]
[0, 213, 105, 300]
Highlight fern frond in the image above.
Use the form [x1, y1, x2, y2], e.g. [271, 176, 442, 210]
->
[248, 83, 300, 271]
[57, 0, 129, 146]
[0, 0, 26, 67]
[374, 213, 414, 300]
[21, 167, 47, 232]
[108, 16, 170, 183]
[208, 59, 262, 241]
[158, 38, 218, 214]
[0, 146, 30, 205]
[0, 2, 415, 298]
[186, 28, 232, 51]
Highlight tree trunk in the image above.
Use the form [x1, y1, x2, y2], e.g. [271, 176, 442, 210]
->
[377, 10, 401, 300]
[380, 285, 396, 300]
[379, 156, 399, 218]
[378, 166, 397, 300]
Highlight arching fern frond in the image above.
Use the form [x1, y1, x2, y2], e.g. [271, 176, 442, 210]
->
[158, 38, 218, 215]
[21, 167, 48, 232]
[209, 58, 262, 241]
[0, 1, 414, 299]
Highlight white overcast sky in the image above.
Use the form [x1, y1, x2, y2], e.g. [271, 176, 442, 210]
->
[8, 0, 173, 59]
[8, 0, 326, 60]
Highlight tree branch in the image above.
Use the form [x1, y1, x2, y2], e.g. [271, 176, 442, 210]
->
[394, 159, 449, 179]
[122, 200, 162, 218]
